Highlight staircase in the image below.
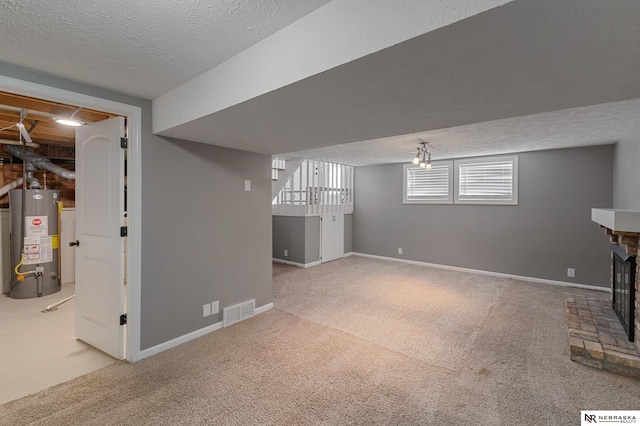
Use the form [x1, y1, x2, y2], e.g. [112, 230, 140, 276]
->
[271, 157, 303, 200]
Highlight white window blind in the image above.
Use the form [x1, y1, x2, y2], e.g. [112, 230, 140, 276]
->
[455, 156, 518, 205]
[403, 162, 453, 204]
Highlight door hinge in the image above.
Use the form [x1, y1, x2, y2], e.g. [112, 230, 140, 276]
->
[120, 226, 128, 237]
[120, 314, 127, 325]
[120, 137, 128, 149]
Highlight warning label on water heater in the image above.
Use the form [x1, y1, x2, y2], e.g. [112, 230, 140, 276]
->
[23, 236, 53, 265]
[25, 216, 48, 237]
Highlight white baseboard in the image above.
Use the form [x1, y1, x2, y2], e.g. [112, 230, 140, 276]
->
[140, 321, 223, 359]
[272, 254, 353, 268]
[255, 302, 274, 315]
[139, 301, 275, 360]
[352, 252, 611, 293]
[273, 258, 321, 268]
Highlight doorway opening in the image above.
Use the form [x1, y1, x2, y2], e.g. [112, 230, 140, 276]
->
[0, 79, 142, 402]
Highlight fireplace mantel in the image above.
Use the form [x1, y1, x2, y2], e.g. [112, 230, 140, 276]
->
[592, 208, 640, 233]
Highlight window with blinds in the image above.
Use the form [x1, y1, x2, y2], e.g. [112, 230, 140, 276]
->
[454, 156, 518, 205]
[403, 161, 453, 204]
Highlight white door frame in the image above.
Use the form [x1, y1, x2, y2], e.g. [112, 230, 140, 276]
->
[0, 75, 143, 362]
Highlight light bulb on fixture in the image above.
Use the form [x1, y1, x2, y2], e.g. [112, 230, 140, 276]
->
[53, 107, 84, 127]
[54, 118, 83, 127]
[412, 141, 432, 169]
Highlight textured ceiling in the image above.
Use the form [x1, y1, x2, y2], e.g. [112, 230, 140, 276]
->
[280, 99, 640, 166]
[0, 0, 639, 165]
[0, 0, 331, 99]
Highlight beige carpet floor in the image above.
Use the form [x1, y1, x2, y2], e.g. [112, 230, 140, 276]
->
[2, 256, 639, 425]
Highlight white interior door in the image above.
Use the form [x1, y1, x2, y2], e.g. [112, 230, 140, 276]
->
[74, 117, 125, 359]
[321, 213, 344, 263]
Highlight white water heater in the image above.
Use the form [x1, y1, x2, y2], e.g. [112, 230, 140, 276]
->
[9, 189, 61, 299]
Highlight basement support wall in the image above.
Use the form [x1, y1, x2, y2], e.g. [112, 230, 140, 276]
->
[142, 138, 272, 349]
[353, 145, 613, 288]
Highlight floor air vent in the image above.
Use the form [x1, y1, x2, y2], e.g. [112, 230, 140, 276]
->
[223, 299, 255, 327]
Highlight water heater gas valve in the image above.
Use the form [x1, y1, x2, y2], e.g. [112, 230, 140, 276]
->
[35, 265, 45, 276]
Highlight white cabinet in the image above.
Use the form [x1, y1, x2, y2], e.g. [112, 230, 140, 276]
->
[321, 213, 344, 264]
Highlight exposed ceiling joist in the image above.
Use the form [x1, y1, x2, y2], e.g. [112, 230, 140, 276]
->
[0, 91, 116, 147]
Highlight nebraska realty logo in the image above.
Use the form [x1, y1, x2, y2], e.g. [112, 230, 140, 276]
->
[582, 411, 639, 425]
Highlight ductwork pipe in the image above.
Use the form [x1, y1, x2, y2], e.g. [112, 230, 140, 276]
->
[0, 178, 23, 198]
[25, 171, 41, 189]
[4, 145, 75, 180]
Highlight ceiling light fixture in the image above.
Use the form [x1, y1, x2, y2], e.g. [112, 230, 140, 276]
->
[53, 107, 84, 127]
[412, 141, 432, 170]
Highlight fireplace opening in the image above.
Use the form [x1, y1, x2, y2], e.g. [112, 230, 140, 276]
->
[611, 244, 636, 342]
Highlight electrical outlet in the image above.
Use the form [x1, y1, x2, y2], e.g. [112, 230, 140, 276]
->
[567, 268, 575, 278]
[211, 301, 219, 315]
[284, 249, 288, 257]
[244, 180, 251, 191]
[398, 248, 403, 255]
[203, 303, 211, 317]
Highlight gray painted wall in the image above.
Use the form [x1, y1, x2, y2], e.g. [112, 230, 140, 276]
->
[613, 121, 640, 210]
[0, 62, 273, 351]
[353, 145, 613, 288]
[272, 215, 321, 264]
[304, 216, 320, 263]
[272, 216, 306, 264]
[142, 139, 272, 349]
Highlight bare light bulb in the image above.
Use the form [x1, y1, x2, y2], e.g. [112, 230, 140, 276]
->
[54, 117, 83, 127]
[53, 107, 84, 127]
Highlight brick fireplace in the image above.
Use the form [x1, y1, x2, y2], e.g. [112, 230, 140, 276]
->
[562, 209, 640, 378]
[592, 209, 640, 351]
